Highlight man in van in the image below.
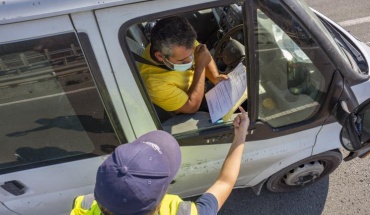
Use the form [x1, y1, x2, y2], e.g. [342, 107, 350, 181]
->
[139, 16, 228, 114]
[70, 107, 249, 215]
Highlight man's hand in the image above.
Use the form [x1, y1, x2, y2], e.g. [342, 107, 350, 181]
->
[198, 44, 228, 85]
[176, 44, 209, 114]
[213, 74, 229, 85]
[194, 44, 212, 70]
[233, 106, 249, 138]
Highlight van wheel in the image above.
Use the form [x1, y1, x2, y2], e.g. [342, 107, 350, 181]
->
[266, 151, 342, 192]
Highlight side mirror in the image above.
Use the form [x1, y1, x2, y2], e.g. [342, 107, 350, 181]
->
[340, 98, 370, 152]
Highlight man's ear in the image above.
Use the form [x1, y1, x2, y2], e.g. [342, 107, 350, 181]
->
[154, 51, 164, 62]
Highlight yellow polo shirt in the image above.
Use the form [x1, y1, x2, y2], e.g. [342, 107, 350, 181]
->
[138, 42, 199, 112]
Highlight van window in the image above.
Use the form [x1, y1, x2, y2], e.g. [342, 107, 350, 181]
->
[122, 3, 246, 135]
[255, 2, 334, 128]
[0, 33, 120, 173]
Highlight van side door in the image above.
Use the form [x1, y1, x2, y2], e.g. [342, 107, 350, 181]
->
[0, 15, 122, 214]
[92, 0, 333, 196]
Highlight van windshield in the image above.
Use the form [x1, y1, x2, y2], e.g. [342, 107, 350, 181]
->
[296, 0, 369, 76]
[295, 0, 349, 63]
[318, 17, 369, 75]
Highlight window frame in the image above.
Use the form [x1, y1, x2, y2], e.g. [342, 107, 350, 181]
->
[117, 0, 247, 139]
[248, 0, 340, 131]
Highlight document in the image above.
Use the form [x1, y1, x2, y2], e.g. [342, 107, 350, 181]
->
[205, 62, 247, 123]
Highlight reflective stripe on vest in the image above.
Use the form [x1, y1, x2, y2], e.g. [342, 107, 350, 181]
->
[71, 194, 197, 215]
[176, 201, 192, 215]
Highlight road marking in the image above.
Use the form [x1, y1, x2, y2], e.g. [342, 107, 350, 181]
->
[339, 16, 370, 27]
[0, 86, 96, 107]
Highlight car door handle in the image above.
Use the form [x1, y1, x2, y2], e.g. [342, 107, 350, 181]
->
[1, 180, 26, 196]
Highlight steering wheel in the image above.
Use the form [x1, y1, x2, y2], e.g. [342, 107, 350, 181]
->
[213, 24, 244, 61]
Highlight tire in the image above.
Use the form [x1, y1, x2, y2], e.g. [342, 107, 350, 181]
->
[266, 150, 342, 192]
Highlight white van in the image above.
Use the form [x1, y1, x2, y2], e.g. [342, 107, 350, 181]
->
[1, 0, 369, 214]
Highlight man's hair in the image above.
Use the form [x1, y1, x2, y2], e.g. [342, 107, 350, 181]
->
[150, 16, 197, 57]
[98, 203, 114, 215]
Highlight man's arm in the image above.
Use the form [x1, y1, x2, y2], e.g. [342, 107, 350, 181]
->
[205, 106, 249, 211]
[205, 58, 228, 85]
[175, 44, 210, 114]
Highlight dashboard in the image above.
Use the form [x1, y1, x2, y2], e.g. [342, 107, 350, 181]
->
[212, 4, 243, 33]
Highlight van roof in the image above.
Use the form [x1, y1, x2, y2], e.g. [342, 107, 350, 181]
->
[0, 0, 148, 25]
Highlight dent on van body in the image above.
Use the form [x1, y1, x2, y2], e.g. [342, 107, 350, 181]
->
[312, 122, 342, 156]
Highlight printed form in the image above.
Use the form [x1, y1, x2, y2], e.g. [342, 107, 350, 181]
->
[205, 62, 247, 123]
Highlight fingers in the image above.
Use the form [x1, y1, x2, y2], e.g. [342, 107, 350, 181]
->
[216, 74, 229, 80]
[195, 44, 207, 53]
[196, 44, 211, 57]
[195, 44, 201, 52]
[238, 106, 246, 115]
[236, 106, 250, 131]
[194, 44, 211, 67]
[213, 74, 228, 85]
[233, 115, 241, 127]
[220, 74, 229, 80]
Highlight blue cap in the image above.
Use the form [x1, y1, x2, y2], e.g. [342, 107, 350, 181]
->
[94, 130, 181, 215]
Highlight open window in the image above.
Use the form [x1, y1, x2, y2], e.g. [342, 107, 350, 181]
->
[120, 1, 248, 136]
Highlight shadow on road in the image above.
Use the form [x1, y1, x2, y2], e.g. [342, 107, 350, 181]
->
[186, 176, 329, 215]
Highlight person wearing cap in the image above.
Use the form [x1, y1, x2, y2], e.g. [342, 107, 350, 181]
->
[70, 106, 249, 215]
[138, 16, 228, 114]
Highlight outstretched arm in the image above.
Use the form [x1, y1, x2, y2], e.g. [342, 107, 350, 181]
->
[205, 106, 249, 211]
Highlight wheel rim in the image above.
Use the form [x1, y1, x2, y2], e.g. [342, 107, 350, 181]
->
[266, 151, 342, 192]
[283, 161, 325, 186]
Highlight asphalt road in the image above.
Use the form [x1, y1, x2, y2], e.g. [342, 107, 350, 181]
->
[306, 0, 370, 44]
[211, 1, 370, 214]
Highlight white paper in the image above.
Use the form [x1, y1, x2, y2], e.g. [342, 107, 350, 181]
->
[205, 63, 247, 123]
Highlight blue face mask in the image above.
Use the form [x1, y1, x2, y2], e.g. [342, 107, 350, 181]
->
[163, 54, 194, 72]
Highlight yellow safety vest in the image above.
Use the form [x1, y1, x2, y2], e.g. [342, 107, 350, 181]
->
[70, 194, 198, 215]
[160, 194, 198, 215]
[70, 194, 101, 215]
